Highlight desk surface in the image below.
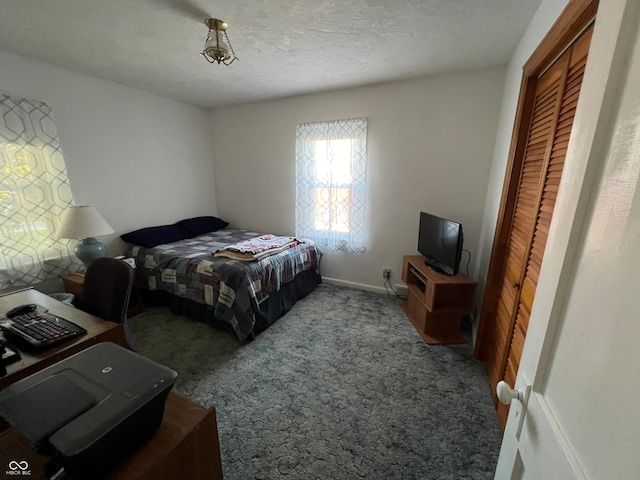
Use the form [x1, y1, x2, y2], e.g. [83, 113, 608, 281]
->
[0, 288, 127, 390]
[0, 289, 223, 480]
[0, 391, 224, 480]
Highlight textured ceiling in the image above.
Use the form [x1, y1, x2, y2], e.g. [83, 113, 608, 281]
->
[0, 0, 542, 109]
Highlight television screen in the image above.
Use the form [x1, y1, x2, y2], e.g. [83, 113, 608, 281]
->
[417, 211, 463, 276]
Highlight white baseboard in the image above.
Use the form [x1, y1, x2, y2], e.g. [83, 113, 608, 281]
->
[395, 284, 408, 296]
[322, 277, 407, 298]
[322, 277, 387, 294]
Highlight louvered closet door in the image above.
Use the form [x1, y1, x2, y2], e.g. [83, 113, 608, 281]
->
[490, 27, 593, 428]
[485, 58, 566, 393]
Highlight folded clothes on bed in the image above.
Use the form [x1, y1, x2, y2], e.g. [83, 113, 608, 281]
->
[213, 234, 301, 261]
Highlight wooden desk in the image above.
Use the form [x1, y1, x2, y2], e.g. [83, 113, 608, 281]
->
[0, 391, 224, 479]
[0, 288, 127, 391]
[111, 391, 224, 479]
[0, 289, 224, 479]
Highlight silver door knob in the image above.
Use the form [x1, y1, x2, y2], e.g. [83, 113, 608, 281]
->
[496, 381, 525, 405]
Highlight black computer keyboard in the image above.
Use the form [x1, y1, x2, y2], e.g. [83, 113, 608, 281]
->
[0, 311, 87, 348]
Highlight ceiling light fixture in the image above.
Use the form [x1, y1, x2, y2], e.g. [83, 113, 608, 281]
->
[201, 18, 238, 65]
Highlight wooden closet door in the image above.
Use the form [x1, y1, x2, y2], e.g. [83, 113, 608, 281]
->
[486, 28, 593, 428]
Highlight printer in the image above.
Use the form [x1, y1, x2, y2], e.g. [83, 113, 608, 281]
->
[0, 342, 177, 478]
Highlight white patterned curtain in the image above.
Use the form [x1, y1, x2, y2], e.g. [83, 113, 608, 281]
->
[0, 93, 75, 290]
[295, 118, 367, 253]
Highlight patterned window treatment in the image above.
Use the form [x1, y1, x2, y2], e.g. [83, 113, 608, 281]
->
[295, 118, 367, 253]
[0, 93, 75, 290]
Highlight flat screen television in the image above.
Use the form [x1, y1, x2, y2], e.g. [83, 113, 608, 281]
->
[417, 211, 464, 276]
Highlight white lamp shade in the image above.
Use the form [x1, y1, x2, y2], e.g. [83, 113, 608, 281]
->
[55, 205, 114, 240]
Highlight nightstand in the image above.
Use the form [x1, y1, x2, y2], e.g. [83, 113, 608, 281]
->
[62, 270, 144, 318]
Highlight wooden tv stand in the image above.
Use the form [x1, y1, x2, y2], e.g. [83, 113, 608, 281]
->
[400, 255, 477, 345]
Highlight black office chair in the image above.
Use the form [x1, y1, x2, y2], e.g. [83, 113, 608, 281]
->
[81, 257, 135, 346]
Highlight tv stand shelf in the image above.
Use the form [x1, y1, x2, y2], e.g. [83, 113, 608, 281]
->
[400, 255, 477, 345]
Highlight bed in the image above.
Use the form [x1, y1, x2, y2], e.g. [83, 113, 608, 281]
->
[121, 219, 321, 341]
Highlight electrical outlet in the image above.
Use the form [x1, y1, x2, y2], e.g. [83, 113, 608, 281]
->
[383, 268, 391, 280]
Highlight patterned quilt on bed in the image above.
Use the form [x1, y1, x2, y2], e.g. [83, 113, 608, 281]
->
[123, 228, 321, 341]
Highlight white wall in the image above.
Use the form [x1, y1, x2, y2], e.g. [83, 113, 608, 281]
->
[542, 5, 640, 472]
[210, 68, 505, 290]
[0, 51, 217, 255]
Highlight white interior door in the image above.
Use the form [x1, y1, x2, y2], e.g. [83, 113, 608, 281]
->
[495, 0, 640, 478]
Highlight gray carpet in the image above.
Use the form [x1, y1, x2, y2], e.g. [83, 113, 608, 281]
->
[127, 283, 501, 479]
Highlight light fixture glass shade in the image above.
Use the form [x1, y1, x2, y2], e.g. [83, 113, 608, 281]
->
[55, 205, 114, 267]
[203, 34, 231, 63]
[204, 33, 230, 52]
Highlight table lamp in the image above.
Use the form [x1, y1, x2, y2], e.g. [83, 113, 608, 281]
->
[55, 205, 114, 267]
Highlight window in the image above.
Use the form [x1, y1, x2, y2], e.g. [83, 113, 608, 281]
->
[295, 118, 367, 253]
[0, 93, 75, 290]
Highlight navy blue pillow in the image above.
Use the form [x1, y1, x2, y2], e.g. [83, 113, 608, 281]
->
[120, 224, 189, 248]
[175, 216, 229, 237]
